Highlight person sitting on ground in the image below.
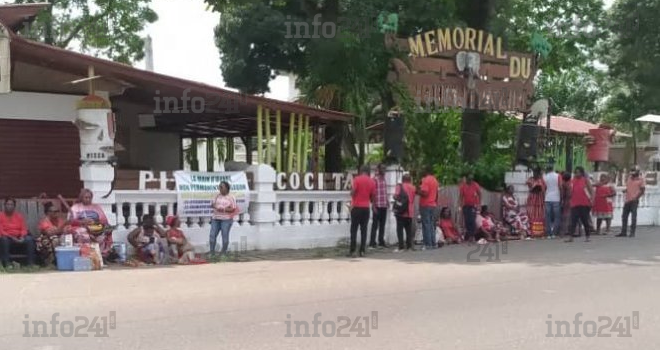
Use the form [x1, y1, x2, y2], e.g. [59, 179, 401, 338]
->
[502, 185, 531, 239]
[165, 216, 196, 264]
[476, 205, 506, 242]
[437, 207, 462, 244]
[37, 202, 68, 266]
[0, 198, 36, 268]
[128, 215, 167, 265]
[68, 189, 113, 259]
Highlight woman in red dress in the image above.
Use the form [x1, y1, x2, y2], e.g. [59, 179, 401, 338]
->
[593, 174, 616, 235]
[526, 167, 547, 237]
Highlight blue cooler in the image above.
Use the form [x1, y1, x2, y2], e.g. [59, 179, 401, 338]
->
[73, 257, 92, 271]
[55, 246, 80, 271]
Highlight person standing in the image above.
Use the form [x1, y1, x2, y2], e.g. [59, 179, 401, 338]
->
[393, 174, 416, 252]
[459, 173, 482, 244]
[593, 174, 616, 235]
[560, 171, 572, 237]
[565, 167, 594, 243]
[526, 167, 547, 238]
[210, 181, 238, 256]
[543, 166, 562, 239]
[418, 167, 439, 250]
[369, 164, 388, 248]
[349, 165, 375, 257]
[617, 168, 646, 238]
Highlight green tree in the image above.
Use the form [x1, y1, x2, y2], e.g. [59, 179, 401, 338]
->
[535, 67, 605, 122]
[205, 0, 606, 171]
[13, 0, 158, 63]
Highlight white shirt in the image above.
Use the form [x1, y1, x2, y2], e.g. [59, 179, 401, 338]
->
[544, 172, 561, 202]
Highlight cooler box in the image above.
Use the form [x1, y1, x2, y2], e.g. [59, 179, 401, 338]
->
[73, 257, 92, 271]
[55, 246, 80, 271]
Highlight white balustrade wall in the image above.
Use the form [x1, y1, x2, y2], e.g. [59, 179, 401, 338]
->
[110, 164, 388, 253]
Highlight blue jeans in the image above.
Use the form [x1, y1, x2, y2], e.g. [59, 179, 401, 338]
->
[210, 219, 234, 254]
[420, 206, 436, 247]
[463, 206, 477, 241]
[545, 202, 561, 236]
[0, 235, 36, 267]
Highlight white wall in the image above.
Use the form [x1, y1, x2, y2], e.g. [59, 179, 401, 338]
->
[0, 91, 82, 122]
[113, 98, 181, 170]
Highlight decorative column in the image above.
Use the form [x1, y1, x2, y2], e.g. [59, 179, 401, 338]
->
[75, 95, 117, 225]
[384, 165, 403, 244]
[247, 164, 278, 249]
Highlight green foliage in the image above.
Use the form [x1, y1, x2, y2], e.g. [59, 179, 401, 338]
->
[535, 68, 605, 122]
[14, 0, 157, 63]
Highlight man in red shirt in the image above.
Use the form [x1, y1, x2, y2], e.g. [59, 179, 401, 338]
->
[350, 165, 376, 257]
[417, 167, 439, 250]
[0, 198, 36, 267]
[393, 174, 416, 252]
[617, 167, 646, 238]
[459, 173, 482, 243]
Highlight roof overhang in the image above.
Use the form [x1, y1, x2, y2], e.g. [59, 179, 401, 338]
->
[4, 25, 354, 137]
[0, 3, 49, 32]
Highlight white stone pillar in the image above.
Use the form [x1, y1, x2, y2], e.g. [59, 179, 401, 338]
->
[76, 96, 117, 225]
[247, 164, 278, 224]
[384, 165, 404, 244]
[247, 164, 278, 250]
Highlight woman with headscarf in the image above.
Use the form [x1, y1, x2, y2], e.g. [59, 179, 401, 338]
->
[502, 185, 531, 239]
[68, 189, 113, 259]
[37, 202, 68, 265]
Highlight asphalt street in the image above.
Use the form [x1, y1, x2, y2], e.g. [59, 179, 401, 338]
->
[1, 227, 658, 350]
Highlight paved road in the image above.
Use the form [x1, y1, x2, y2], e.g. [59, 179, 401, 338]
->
[1, 228, 658, 350]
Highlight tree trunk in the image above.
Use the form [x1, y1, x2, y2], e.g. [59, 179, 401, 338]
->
[462, 110, 483, 163]
[459, 0, 494, 164]
[325, 123, 343, 172]
[206, 137, 214, 171]
[44, 2, 54, 45]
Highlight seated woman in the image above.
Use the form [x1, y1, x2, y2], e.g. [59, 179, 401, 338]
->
[37, 202, 68, 266]
[476, 205, 507, 242]
[165, 216, 196, 264]
[437, 207, 462, 244]
[0, 198, 36, 268]
[128, 215, 167, 264]
[68, 189, 113, 259]
[502, 185, 531, 239]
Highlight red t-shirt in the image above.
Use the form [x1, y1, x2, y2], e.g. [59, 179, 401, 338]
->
[0, 212, 28, 238]
[460, 181, 481, 207]
[419, 175, 439, 207]
[352, 174, 375, 208]
[570, 177, 592, 207]
[394, 183, 416, 218]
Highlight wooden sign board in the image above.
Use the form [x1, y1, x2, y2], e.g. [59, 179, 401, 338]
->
[386, 27, 537, 112]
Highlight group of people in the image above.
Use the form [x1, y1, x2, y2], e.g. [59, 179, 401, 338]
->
[348, 163, 648, 256]
[0, 180, 241, 268]
[0, 189, 112, 268]
[521, 165, 645, 243]
[349, 164, 505, 256]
